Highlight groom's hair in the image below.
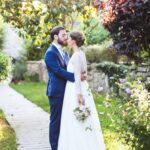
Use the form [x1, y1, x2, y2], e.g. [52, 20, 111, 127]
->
[50, 26, 65, 41]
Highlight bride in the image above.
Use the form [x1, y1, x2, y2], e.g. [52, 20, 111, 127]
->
[58, 31, 105, 150]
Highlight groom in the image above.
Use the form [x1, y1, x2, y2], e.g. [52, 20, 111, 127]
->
[44, 26, 86, 150]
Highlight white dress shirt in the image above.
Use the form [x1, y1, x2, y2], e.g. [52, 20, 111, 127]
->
[52, 42, 65, 60]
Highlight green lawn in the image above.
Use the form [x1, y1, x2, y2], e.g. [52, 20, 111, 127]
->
[0, 110, 16, 150]
[11, 82, 119, 130]
[95, 94, 121, 131]
[11, 82, 49, 112]
[11, 82, 132, 149]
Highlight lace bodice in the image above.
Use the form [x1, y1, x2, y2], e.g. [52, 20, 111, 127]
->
[67, 50, 87, 95]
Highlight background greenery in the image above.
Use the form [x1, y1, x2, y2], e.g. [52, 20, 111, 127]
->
[97, 0, 150, 63]
[0, 0, 149, 149]
[0, 110, 16, 150]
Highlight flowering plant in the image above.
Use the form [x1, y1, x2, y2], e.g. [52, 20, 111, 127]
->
[116, 76, 150, 148]
[73, 105, 91, 122]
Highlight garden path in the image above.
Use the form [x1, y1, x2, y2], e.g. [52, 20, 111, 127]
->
[0, 84, 50, 150]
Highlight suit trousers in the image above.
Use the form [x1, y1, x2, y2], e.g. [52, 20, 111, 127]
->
[48, 97, 63, 150]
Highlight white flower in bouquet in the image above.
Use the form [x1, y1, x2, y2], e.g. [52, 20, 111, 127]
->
[73, 105, 91, 122]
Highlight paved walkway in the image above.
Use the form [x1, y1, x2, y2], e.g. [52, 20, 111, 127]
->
[0, 84, 51, 150]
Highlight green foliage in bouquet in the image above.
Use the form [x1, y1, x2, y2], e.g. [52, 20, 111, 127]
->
[73, 106, 91, 122]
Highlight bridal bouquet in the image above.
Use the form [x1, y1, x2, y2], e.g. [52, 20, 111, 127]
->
[73, 105, 91, 122]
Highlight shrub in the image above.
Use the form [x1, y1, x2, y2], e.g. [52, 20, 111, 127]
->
[24, 73, 39, 82]
[104, 130, 132, 150]
[84, 18, 109, 45]
[0, 109, 16, 150]
[0, 26, 4, 50]
[12, 60, 27, 81]
[96, 62, 129, 94]
[145, 83, 150, 92]
[0, 52, 12, 81]
[85, 45, 102, 63]
[100, 47, 117, 63]
[85, 40, 117, 63]
[117, 76, 150, 149]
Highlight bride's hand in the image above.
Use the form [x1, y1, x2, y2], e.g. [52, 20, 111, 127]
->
[81, 71, 87, 81]
[78, 94, 85, 105]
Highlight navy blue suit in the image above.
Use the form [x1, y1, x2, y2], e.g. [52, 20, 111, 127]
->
[44, 44, 74, 150]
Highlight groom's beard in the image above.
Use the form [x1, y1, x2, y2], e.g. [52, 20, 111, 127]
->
[57, 38, 67, 46]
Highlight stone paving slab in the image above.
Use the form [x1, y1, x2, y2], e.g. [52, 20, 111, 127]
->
[0, 85, 51, 150]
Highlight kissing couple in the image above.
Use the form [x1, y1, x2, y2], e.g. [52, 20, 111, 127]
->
[44, 26, 105, 150]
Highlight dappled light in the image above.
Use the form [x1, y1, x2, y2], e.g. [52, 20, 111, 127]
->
[0, 0, 150, 149]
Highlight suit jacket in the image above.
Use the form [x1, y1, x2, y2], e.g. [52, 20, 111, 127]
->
[44, 44, 74, 98]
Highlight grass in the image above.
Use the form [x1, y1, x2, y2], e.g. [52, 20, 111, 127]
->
[94, 93, 121, 131]
[11, 82, 132, 149]
[11, 82, 49, 113]
[0, 110, 16, 150]
[10, 82, 121, 131]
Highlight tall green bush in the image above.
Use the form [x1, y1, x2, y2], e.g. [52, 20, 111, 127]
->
[0, 18, 12, 81]
[82, 17, 109, 45]
[0, 17, 5, 50]
[0, 52, 12, 81]
[12, 60, 27, 81]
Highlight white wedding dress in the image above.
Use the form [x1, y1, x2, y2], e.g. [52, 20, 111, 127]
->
[58, 50, 105, 150]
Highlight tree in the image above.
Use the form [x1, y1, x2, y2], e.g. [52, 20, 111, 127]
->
[0, 17, 4, 51]
[94, 0, 150, 62]
[0, 20, 12, 81]
[0, 0, 90, 60]
[0, 52, 12, 81]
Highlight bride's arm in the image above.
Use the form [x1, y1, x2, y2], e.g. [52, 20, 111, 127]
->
[72, 53, 85, 105]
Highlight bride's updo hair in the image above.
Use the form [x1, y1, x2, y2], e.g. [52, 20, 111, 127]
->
[70, 31, 85, 47]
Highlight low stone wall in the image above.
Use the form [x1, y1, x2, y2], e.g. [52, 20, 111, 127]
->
[27, 61, 48, 83]
[87, 63, 110, 92]
[26, 61, 150, 92]
[135, 65, 150, 84]
[26, 61, 110, 92]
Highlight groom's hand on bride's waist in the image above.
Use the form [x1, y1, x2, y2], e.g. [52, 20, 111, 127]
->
[81, 71, 87, 81]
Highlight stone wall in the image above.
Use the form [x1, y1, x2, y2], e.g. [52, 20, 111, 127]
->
[27, 61, 48, 82]
[135, 65, 150, 85]
[26, 61, 150, 92]
[87, 63, 110, 92]
[26, 61, 110, 92]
